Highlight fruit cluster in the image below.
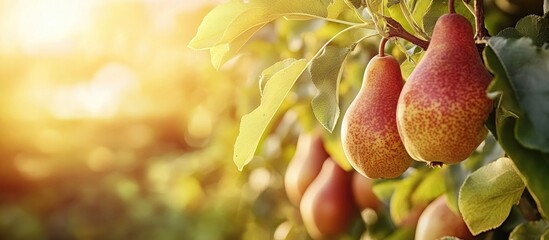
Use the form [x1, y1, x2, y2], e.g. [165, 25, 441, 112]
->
[342, 9, 492, 179]
[284, 132, 473, 239]
[285, 7, 491, 240]
[284, 132, 378, 239]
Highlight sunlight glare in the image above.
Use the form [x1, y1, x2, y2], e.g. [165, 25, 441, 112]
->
[10, 0, 93, 54]
[50, 63, 138, 119]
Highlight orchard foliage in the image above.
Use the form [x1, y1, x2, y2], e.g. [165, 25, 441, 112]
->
[191, 0, 549, 238]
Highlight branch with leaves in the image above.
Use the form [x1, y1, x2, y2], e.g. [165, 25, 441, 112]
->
[385, 17, 430, 50]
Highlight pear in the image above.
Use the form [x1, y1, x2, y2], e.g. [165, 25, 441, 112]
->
[415, 196, 473, 240]
[284, 132, 328, 206]
[300, 158, 355, 239]
[351, 172, 381, 212]
[341, 53, 413, 179]
[396, 13, 493, 165]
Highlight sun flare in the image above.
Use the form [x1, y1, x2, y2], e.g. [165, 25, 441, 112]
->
[6, 0, 93, 53]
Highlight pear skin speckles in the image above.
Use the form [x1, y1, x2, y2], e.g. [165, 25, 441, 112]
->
[396, 13, 493, 164]
[341, 55, 412, 179]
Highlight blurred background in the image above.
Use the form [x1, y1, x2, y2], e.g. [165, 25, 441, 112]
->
[0, 0, 291, 239]
[0, 0, 544, 239]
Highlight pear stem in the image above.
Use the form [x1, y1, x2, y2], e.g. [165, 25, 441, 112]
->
[474, 0, 489, 40]
[385, 17, 430, 50]
[379, 38, 388, 57]
[448, 0, 456, 14]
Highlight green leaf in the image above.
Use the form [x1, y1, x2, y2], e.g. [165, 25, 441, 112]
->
[320, 103, 353, 171]
[509, 221, 549, 240]
[327, 0, 350, 19]
[390, 169, 427, 225]
[233, 59, 308, 170]
[327, 0, 366, 23]
[259, 59, 301, 95]
[310, 45, 353, 132]
[210, 24, 266, 69]
[484, 44, 521, 117]
[372, 179, 400, 203]
[365, 0, 389, 31]
[385, 227, 415, 240]
[445, 164, 468, 213]
[388, 3, 415, 34]
[411, 168, 445, 205]
[458, 157, 525, 235]
[386, 0, 399, 8]
[400, 49, 424, 80]
[497, 117, 549, 219]
[445, 135, 505, 213]
[515, 15, 549, 45]
[543, 230, 549, 240]
[487, 37, 549, 152]
[189, 0, 328, 50]
[411, 0, 430, 31]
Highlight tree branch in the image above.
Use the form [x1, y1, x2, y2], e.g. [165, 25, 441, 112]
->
[385, 17, 430, 50]
[474, 0, 489, 40]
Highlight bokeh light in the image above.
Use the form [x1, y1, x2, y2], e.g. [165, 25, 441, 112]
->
[0, 0, 286, 239]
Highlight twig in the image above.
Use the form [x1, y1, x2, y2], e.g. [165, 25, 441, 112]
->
[474, 0, 489, 40]
[379, 38, 388, 57]
[385, 17, 430, 50]
[449, 0, 456, 14]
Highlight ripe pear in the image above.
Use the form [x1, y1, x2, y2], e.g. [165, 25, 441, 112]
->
[284, 132, 328, 206]
[396, 203, 427, 228]
[415, 196, 474, 240]
[341, 54, 413, 179]
[396, 13, 493, 165]
[351, 172, 381, 212]
[300, 158, 355, 239]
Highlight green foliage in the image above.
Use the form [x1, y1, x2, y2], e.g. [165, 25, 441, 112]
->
[400, 48, 424, 79]
[459, 157, 525, 235]
[498, 15, 549, 46]
[384, 226, 415, 239]
[497, 117, 549, 220]
[189, 0, 327, 49]
[509, 220, 549, 240]
[310, 45, 353, 132]
[483, 14, 549, 220]
[234, 59, 307, 170]
[488, 36, 549, 152]
[210, 24, 266, 69]
[389, 170, 425, 225]
[389, 168, 445, 224]
[188, 0, 549, 238]
[327, 0, 366, 23]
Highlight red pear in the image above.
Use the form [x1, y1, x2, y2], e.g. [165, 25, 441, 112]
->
[284, 132, 328, 206]
[396, 13, 493, 165]
[415, 196, 474, 240]
[341, 53, 413, 179]
[300, 158, 355, 239]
